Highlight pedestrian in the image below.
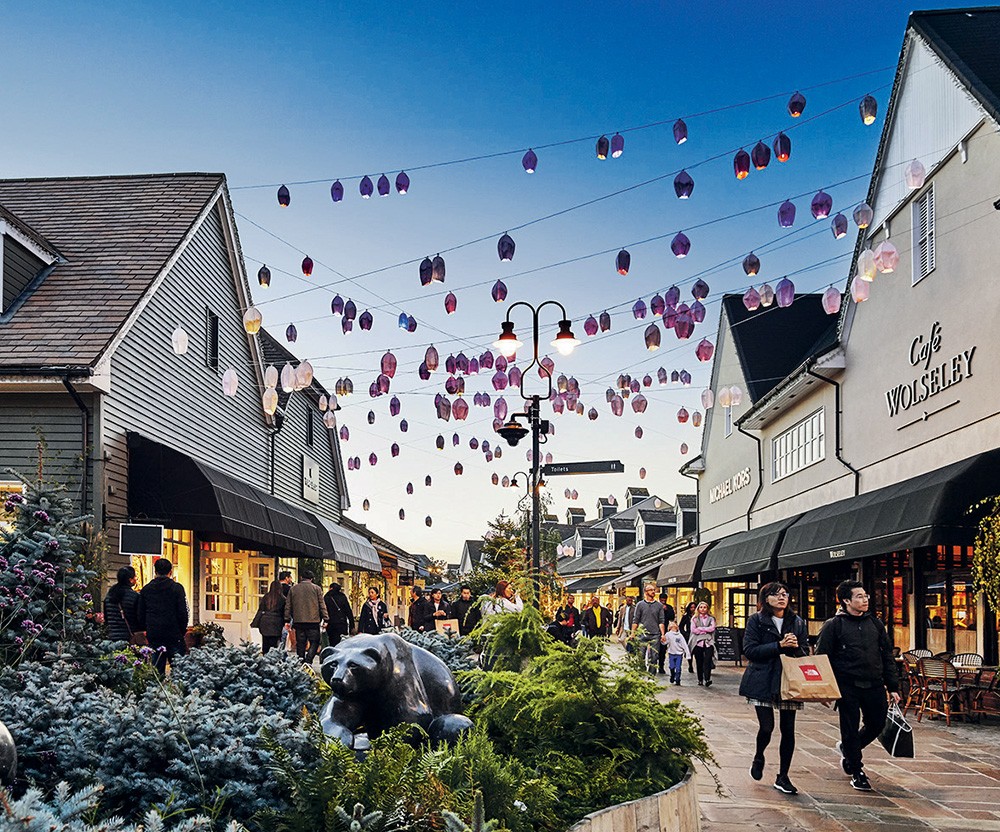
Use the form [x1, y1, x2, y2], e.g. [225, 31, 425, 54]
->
[252, 579, 286, 654]
[324, 582, 355, 648]
[483, 580, 523, 616]
[103, 566, 140, 644]
[285, 570, 327, 664]
[688, 601, 717, 686]
[656, 593, 676, 674]
[450, 584, 481, 636]
[408, 586, 435, 632]
[581, 595, 612, 638]
[739, 581, 809, 796]
[631, 582, 666, 672]
[429, 587, 451, 622]
[664, 622, 691, 685]
[679, 601, 697, 673]
[816, 580, 900, 792]
[554, 593, 582, 644]
[278, 570, 295, 652]
[614, 596, 635, 640]
[358, 586, 390, 635]
[136, 557, 189, 674]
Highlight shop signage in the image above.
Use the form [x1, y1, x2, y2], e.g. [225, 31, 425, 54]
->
[708, 467, 752, 504]
[302, 455, 320, 504]
[884, 322, 976, 418]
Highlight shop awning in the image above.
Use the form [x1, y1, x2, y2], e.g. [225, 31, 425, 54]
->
[657, 543, 716, 585]
[565, 576, 611, 594]
[312, 513, 381, 572]
[700, 516, 801, 581]
[127, 433, 324, 557]
[777, 450, 1000, 569]
[598, 560, 659, 591]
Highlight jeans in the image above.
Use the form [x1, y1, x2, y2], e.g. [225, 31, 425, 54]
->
[693, 644, 713, 682]
[668, 653, 684, 682]
[294, 623, 322, 664]
[837, 682, 889, 774]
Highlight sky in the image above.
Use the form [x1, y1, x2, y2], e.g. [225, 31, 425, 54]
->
[0, 1, 974, 560]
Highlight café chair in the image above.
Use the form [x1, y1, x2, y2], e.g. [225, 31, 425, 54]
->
[917, 658, 973, 726]
[951, 653, 983, 668]
[971, 668, 1000, 721]
[901, 653, 925, 717]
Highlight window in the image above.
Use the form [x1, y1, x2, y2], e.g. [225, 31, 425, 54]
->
[636, 523, 645, 548]
[607, 530, 615, 553]
[724, 406, 733, 438]
[912, 184, 935, 285]
[205, 309, 220, 371]
[306, 408, 315, 446]
[771, 409, 825, 481]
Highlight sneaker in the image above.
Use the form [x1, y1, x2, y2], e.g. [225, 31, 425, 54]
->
[750, 756, 764, 781]
[698, 680, 704, 686]
[835, 741, 851, 775]
[774, 774, 797, 795]
[705, 679, 713, 688]
[851, 772, 873, 792]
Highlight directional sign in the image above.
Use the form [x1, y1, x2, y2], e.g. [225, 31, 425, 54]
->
[541, 460, 625, 476]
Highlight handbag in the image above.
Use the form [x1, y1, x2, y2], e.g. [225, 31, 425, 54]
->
[877, 702, 914, 758]
[780, 654, 842, 702]
[250, 606, 263, 629]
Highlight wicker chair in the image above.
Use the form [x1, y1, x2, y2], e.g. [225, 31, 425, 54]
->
[971, 668, 1000, 721]
[918, 658, 973, 725]
[952, 653, 984, 667]
[901, 652, 925, 717]
[907, 648, 932, 659]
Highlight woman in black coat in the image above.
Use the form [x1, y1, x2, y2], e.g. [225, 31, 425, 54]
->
[103, 566, 140, 642]
[324, 583, 356, 647]
[738, 581, 809, 796]
[254, 579, 286, 653]
[358, 586, 391, 635]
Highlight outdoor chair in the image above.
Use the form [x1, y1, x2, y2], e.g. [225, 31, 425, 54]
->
[917, 658, 973, 726]
[908, 648, 932, 659]
[901, 653, 925, 717]
[970, 668, 1000, 721]
[951, 653, 983, 667]
[933, 651, 954, 661]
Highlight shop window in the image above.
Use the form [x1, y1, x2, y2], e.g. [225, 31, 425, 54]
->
[205, 309, 220, 372]
[912, 184, 935, 286]
[724, 407, 733, 438]
[772, 409, 825, 482]
[131, 527, 194, 606]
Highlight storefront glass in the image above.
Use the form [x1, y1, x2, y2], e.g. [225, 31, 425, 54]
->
[870, 551, 911, 651]
[201, 541, 273, 645]
[131, 527, 194, 604]
[702, 581, 754, 628]
[921, 546, 976, 655]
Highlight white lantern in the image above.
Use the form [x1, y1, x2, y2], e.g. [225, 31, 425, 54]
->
[297, 359, 315, 387]
[262, 387, 278, 415]
[857, 248, 877, 282]
[280, 362, 295, 394]
[874, 240, 899, 273]
[328, 394, 339, 411]
[598, 548, 606, 561]
[318, 394, 328, 412]
[564, 546, 575, 558]
[242, 306, 262, 335]
[851, 278, 870, 303]
[323, 410, 336, 429]
[556, 544, 564, 556]
[822, 286, 842, 315]
[170, 327, 189, 355]
[264, 364, 279, 389]
[605, 548, 613, 562]
[904, 158, 926, 190]
[222, 368, 239, 397]
[717, 386, 732, 408]
[701, 388, 714, 409]
[729, 386, 743, 407]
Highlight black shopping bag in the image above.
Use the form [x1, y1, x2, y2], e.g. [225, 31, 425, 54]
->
[878, 702, 914, 758]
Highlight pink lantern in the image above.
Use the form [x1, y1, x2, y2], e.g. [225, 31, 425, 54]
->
[381, 352, 397, 378]
[639, 467, 647, 479]
[453, 398, 469, 420]
[696, 338, 714, 362]
[677, 407, 689, 424]
[425, 345, 439, 372]
[635, 427, 643, 439]
[583, 315, 598, 337]
[495, 397, 508, 421]
[775, 277, 795, 308]
[743, 286, 761, 311]
[822, 286, 842, 315]
[874, 240, 899, 273]
[851, 278, 870, 303]
[508, 366, 522, 387]
[680, 443, 689, 455]
[492, 370, 508, 391]
[539, 356, 555, 380]
[444, 292, 457, 314]
[611, 396, 624, 417]
[692, 411, 702, 428]
[481, 350, 494, 370]
[643, 374, 652, 387]
[904, 159, 926, 190]
[631, 393, 648, 414]
[759, 283, 775, 307]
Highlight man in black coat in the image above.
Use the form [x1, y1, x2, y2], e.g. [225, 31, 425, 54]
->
[580, 595, 613, 638]
[450, 585, 481, 636]
[553, 594, 581, 645]
[407, 586, 435, 633]
[817, 580, 900, 793]
[137, 557, 189, 674]
[324, 583, 355, 647]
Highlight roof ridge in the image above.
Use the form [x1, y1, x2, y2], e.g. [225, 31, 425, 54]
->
[0, 172, 226, 185]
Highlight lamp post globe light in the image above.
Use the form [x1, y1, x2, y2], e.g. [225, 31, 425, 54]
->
[493, 300, 577, 606]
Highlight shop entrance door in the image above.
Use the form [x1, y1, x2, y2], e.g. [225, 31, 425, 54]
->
[201, 554, 275, 645]
[727, 587, 757, 631]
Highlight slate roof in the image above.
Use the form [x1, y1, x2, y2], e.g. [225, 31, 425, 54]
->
[676, 494, 697, 510]
[722, 294, 836, 405]
[637, 509, 676, 524]
[0, 173, 225, 369]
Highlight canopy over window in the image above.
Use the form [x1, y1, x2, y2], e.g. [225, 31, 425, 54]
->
[657, 543, 716, 585]
[701, 516, 801, 581]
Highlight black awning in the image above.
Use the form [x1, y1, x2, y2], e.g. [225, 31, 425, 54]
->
[777, 449, 1000, 569]
[127, 433, 323, 557]
[657, 543, 715, 585]
[701, 515, 801, 581]
[566, 576, 613, 594]
[312, 513, 382, 572]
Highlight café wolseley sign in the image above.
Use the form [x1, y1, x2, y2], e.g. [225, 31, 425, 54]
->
[884, 322, 975, 419]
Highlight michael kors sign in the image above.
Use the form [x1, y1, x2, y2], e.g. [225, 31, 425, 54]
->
[884, 322, 975, 418]
[708, 467, 752, 504]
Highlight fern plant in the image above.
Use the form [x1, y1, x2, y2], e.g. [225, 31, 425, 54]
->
[442, 792, 499, 832]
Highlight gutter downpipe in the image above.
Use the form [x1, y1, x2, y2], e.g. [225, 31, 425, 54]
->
[806, 366, 861, 497]
[736, 421, 764, 533]
[679, 466, 701, 582]
[61, 376, 90, 516]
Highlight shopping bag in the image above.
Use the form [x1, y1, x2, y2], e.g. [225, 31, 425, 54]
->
[877, 702, 914, 758]
[780, 654, 842, 701]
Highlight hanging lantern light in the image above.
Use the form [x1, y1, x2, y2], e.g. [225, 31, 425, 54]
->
[445, 376, 459, 395]
[264, 364, 279, 388]
[733, 148, 751, 180]
[743, 252, 760, 276]
[822, 285, 842, 315]
[778, 200, 796, 228]
[522, 148, 537, 173]
[696, 338, 714, 362]
[859, 95, 878, 125]
[857, 249, 877, 282]
[633, 298, 647, 319]
[610, 132, 625, 158]
[657, 367, 668, 385]
[665, 285, 680, 308]
[257, 264, 271, 288]
[419, 257, 433, 287]
[644, 323, 661, 351]
[773, 132, 791, 162]
[632, 393, 648, 414]
[481, 350, 494, 370]
[469, 357, 480, 375]
[643, 374, 652, 387]
[408, 315, 418, 332]
[788, 91, 806, 117]
[444, 292, 457, 315]
[395, 171, 410, 194]
[492, 370, 508, 391]
[674, 170, 694, 199]
[650, 294, 665, 317]
[330, 180, 344, 202]
[751, 140, 771, 170]
[376, 174, 391, 197]
[729, 386, 743, 406]
[418, 362, 430, 381]
[718, 386, 732, 408]
[381, 351, 397, 378]
[635, 427, 644, 439]
[680, 443, 689, 455]
[639, 467, 646, 479]
[743, 286, 761, 311]
[431, 254, 446, 283]
[874, 240, 899, 273]
[584, 315, 598, 337]
[331, 295, 344, 315]
[301, 256, 314, 277]
[599, 310, 611, 332]
[342, 317, 353, 334]
[242, 306, 262, 334]
[406, 482, 414, 495]
[359, 176, 374, 198]
[391, 443, 400, 458]
[389, 395, 401, 417]
[673, 118, 688, 144]
[616, 248, 631, 276]
[680, 370, 692, 386]
[170, 327, 189, 355]
[538, 356, 555, 380]
[674, 308, 694, 340]
[436, 396, 451, 421]
[811, 190, 833, 220]
[491, 280, 508, 303]
[691, 278, 710, 300]
[454, 462, 464, 476]
[498, 233, 516, 262]
[831, 213, 849, 239]
[611, 395, 624, 417]
[277, 185, 290, 207]
[425, 475, 432, 487]
[296, 360, 315, 388]
[508, 366, 522, 388]
[494, 397, 508, 422]
[262, 387, 278, 416]
[677, 407, 689, 424]
[369, 453, 378, 466]
[904, 158, 926, 190]
[453, 398, 469, 420]
[400, 419, 408, 432]
[663, 307, 677, 329]
[280, 363, 296, 393]
[691, 300, 706, 323]
[344, 300, 357, 320]
[701, 388, 714, 409]
[852, 278, 871, 303]
[436, 434, 445, 450]
[588, 407, 599, 421]
[671, 231, 691, 258]
[425, 345, 439, 373]
[775, 277, 795, 308]
[596, 135, 610, 160]
[339, 425, 349, 441]
[359, 310, 373, 331]
[280, 323, 296, 344]
[222, 368, 239, 397]
[692, 410, 703, 428]
[759, 283, 775, 307]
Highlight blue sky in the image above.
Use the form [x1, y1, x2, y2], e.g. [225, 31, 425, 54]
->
[0, 2, 971, 559]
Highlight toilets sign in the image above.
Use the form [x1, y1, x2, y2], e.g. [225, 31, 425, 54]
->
[884, 322, 976, 418]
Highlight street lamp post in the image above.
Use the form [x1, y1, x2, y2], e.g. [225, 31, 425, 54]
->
[494, 301, 579, 607]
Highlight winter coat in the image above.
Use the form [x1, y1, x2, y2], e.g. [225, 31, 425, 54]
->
[137, 576, 189, 647]
[103, 586, 140, 642]
[450, 598, 481, 636]
[816, 610, 899, 692]
[358, 599, 390, 635]
[285, 580, 327, 625]
[738, 611, 809, 701]
[555, 604, 581, 632]
[324, 588, 355, 635]
[581, 605, 613, 637]
[255, 595, 286, 638]
[688, 614, 717, 650]
[430, 599, 451, 619]
[664, 630, 691, 657]
[408, 596, 435, 632]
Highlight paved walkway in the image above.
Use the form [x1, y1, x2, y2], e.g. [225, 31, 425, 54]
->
[653, 662, 1000, 832]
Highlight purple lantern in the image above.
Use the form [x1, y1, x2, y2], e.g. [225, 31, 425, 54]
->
[377, 174, 390, 197]
[734, 148, 751, 180]
[679, 369, 692, 386]
[453, 433, 460, 447]
[369, 452, 378, 466]
[406, 315, 417, 333]
[611, 395, 624, 417]
[822, 285, 842, 315]
[508, 366, 522, 387]
[469, 357, 479, 375]
[811, 190, 833, 220]
[743, 286, 761, 311]
[257, 264, 271, 287]
[599, 310, 611, 332]
[381, 351, 397, 378]
[445, 354, 457, 375]
[673, 118, 688, 144]
[677, 407, 689, 424]
[491, 280, 508, 303]
[492, 370, 508, 391]
[469, 437, 479, 450]
[665, 285, 681, 308]
[444, 292, 457, 314]
[663, 306, 677, 329]
[636, 428, 643, 440]
[671, 232, 691, 258]
[650, 294, 665, 317]
[376, 373, 391, 394]
[775, 277, 795, 308]
[389, 396, 401, 417]
[456, 353, 469, 375]
[418, 362, 430, 381]
[347, 458, 354, 470]
[360, 176, 374, 198]
[425, 345, 440, 372]
[596, 134, 610, 160]
[773, 132, 791, 162]
[495, 397, 508, 421]
[831, 213, 849, 239]
[301, 256, 313, 277]
[330, 180, 344, 202]
[481, 350, 494, 370]
[436, 396, 451, 421]
[632, 394, 648, 414]
[552, 397, 564, 414]
[610, 132, 625, 158]
[391, 443, 400, 457]
[539, 356, 555, 379]
[788, 91, 806, 117]
[584, 315, 598, 337]
[406, 482, 414, 495]
[644, 323, 661, 351]
[696, 338, 714, 362]
[400, 419, 408, 432]
[691, 300, 706, 323]
[751, 140, 770, 170]
[395, 171, 410, 194]
[436, 435, 445, 450]
[616, 248, 631, 276]
[285, 323, 297, 343]
[759, 283, 775, 307]
[340, 425, 349, 441]
[332, 295, 344, 315]
[675, 309, 694, 340]
[657, 367, 668, 385]
[691, 279, 709, 300]
[277, 185, 290, 207]
[522, 148, 537, 173]
[344, 300, 357, 320]
[743, 252, 760, 276]
[431, 255, 446, 283]
[643, 374, 652, 387]
[342, 318, 353, 334]
[495, 355, 507, 373]
[778, 200, 796, 228]
[445, 376, 459, 396]
[633, 298, 647, 319]
[674, 170, 694, 199]
[359, 310, 373, 331]
[498, 232, 516, 262]
[426, 475, 432, 486]
[860, 95, 878, 125]
[419, 257, 433, 286]
[453, 398, 469, 421]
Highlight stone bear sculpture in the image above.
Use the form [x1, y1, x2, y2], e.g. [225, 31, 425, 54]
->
[0, 720, 15, 786]
[319, 633, 473, 747]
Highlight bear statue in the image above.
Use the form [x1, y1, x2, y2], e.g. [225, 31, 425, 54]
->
[318, 633, 473, 747]
[0, 719, 15, 786]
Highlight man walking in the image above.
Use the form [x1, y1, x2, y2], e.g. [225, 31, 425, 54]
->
[137, 557, 189, 674]
[450, 585, 481, 636]
[285, 570, 327, 664]
[554, 593, 581, 645]
[278, 570, 294, 652]
[816, 580, 900, 792]
[615, 596, 635, 642]
[631, 582, 666, 673]
[581, 595, 612, 638]
[408, 586, 434, 633]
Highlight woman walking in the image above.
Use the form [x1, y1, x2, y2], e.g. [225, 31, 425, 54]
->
[688, 601, 716, 686]
[679, 601, 697, 674]
[738, 581, 809, 796]
[254, 579, 286, 654]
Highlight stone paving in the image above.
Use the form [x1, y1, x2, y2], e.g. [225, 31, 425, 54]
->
[653, 660, 1000, 832]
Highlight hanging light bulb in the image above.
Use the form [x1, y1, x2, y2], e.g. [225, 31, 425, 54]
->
[751, 140, 771, 170]
[491, 280, 508, 303]
[170, 327, 189, 355]
[759, 283, 775, 307]
[277, 185, 290, 207]
[498, 233, 516, 262]
[257, 264, 271, 288]
[242, 307, 262, 335]
[905, 159, 926, 190]
[852, 278, 870, 303]
[734, 148, 751, 180]
[811, 190, 833, 220]
[301, 256, 314, 277]
[616, 248, 630, 276]
[610, 132, 625, 158]
[831, 213, 849, 239]
[674, 170, 694, 199]
[775, 277, 795, 308]
[859, 95, 878, 125]
[875, 240, 899, 273]
[671, 232, 691, 258]
[743, 252, 760, 276]
[773, 132, 791, 162]
[857, 249, 877, 282]
[743, 286, 761, 311]
[359, 176, 374, 198]
[633, 298, 647, 319]
[673, 118, 688, 144]
[788, 91, 806, 117]
[222, 368, 239, 397]
[695, 338, 714, 362]
[778, 200, 796, 228]
[596, 135, 610, 160]
[395, 171, 410, 194]
[330, 180, 344, 202]
[522, 148, 537, 173]
[822, 285, 842, 315]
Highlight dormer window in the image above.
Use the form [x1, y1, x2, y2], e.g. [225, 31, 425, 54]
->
[636, 523, 645, 548]
[0, 225, 55, 317]
[607, 529, 615, 552]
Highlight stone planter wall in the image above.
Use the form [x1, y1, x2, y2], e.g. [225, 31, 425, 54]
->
[567, 769, 700, 832]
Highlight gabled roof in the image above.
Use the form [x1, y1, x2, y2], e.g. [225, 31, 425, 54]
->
[0, 173, 225, 369]
[607, 517, 637, 531]
[636, 509, 675, 524]
[462, 539, 485, 566]
[676, 494, 697, 510]
[910, 7, 1000, 127]
[721, 294, 836, 404]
